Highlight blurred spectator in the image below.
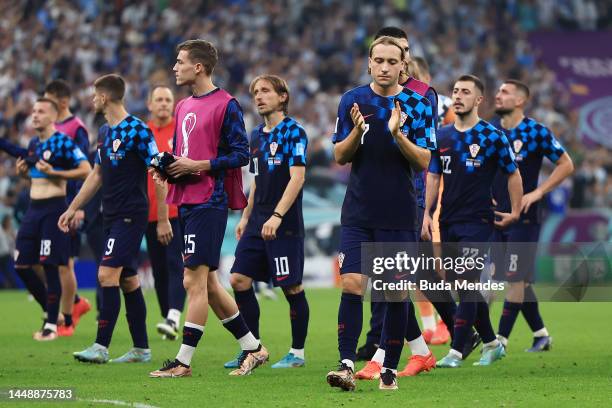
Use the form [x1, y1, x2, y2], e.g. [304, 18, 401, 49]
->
[0, 0, 610, 225]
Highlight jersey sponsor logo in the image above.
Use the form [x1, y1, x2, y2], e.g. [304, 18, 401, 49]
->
[269, 141, 278, 156]
[42, 150, 52, 161]
[112, 139, 121, 152]
[181, 112, 197, 157]
[469, 143, 480, 158]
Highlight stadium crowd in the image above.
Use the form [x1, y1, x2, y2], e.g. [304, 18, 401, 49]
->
[0, 0, 610, 236]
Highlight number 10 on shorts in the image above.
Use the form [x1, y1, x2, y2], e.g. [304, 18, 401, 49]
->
[274, 256, 289, 276]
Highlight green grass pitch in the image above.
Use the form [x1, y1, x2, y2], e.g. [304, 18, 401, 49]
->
[1, 289, 611, 407]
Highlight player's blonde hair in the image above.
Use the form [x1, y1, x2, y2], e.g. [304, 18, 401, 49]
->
[369, 36, 406, 61]
[249, 74, 290, 115]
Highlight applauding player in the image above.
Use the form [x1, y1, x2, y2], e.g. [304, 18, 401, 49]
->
[326, 36, 436, 391]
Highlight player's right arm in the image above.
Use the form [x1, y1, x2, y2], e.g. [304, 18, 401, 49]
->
[155, 181, 173, 246]
[0, 138, 29, 158]
[422, 148, 442, 241]
[333, 93, 366, 164]
[236, 180, 255, 240]
[58, 163, 102, 233]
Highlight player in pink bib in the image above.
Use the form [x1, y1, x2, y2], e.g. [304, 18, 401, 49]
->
[150, 39, 268, 379]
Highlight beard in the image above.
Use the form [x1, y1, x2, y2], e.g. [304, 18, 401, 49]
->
[455, 106, 474, 118]
[495, 107, 514, 116]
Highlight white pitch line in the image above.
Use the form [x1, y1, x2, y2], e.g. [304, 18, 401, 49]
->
[77, 398, 161, 408]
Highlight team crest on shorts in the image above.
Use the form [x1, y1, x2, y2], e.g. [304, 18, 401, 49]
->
[338, 252, 345, 268]
[113, 139, 122, 152]
[42, 150, 52, 161]
[270, 142, 278, 156]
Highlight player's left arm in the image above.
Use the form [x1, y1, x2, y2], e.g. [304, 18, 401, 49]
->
[493, 132, 523, 228]
[389, 100, 435, 170]
[262, 128, 307, 241]
[521, 130, 574, 213]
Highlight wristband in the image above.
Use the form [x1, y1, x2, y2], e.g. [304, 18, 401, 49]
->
[272, 212, 283, 219]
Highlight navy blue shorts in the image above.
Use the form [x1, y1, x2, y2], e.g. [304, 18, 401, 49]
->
[338, 226, 418, 274]
[231, 226, 304, 287]
[15, 197, 70, 266]
[179, 206, 227, 270]
[440, 222, 493, 282]
[100, 215, 147, 270]
[495, 223, 540, 283]
[70, 232, 81, 258]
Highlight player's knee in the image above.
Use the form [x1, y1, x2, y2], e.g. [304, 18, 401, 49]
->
[120, 276, 139, 292]
[58, 265, 71, 276]
[282, 284, 303, 296]
[341, 274, 362, 294]
[506, 281, 526, 303]
[98, 267, 121, 286]
[230, 273, 252, 291]
[183, 271, 206, 295]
